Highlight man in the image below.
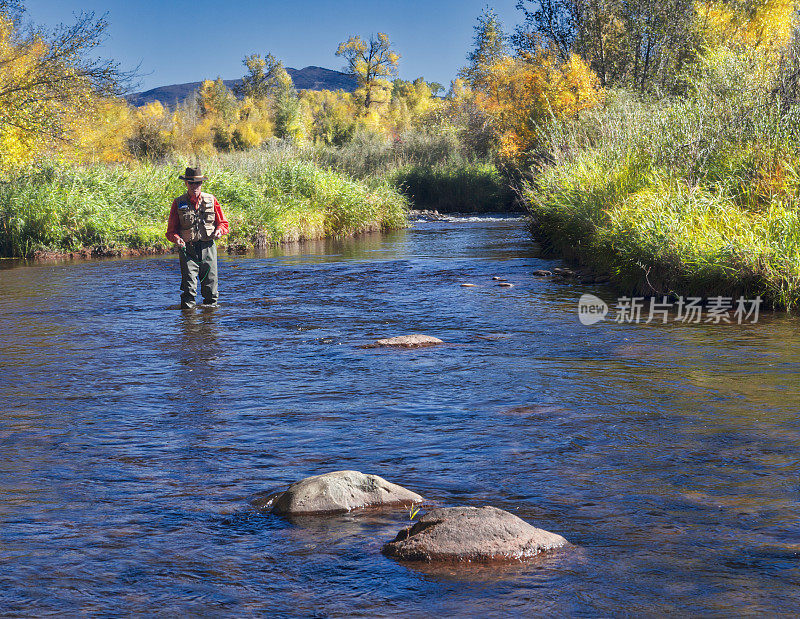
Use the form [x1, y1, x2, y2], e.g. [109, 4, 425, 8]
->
[166, 166, 229, 309]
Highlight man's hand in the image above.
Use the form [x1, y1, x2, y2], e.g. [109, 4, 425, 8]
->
[175, 237, 185, 248]
[213, 228, 223, 239]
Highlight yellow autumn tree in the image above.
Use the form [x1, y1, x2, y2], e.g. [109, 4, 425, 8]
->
[475, 53, 603, 160]
[69, 97, 134, 163]
[336, 33, 400, 113]
[302, 89, 361, 145]
[386, 78, 439, 135]
[127, 101, 174, 160]
[696, 0, 795, 53]
[0, 10, 129, 172]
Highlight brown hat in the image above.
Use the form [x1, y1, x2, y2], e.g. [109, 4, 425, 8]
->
[179, 166, 208, 182]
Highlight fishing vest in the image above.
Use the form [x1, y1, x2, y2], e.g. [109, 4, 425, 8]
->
[175, 192, 217, 242]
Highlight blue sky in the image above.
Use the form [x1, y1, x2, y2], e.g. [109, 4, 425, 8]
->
[25, 0, 523, 92]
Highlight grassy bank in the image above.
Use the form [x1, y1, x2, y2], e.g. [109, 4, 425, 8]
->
[0, 154, 408, 258]
[267, 133, 519, 213]
[391, 163, 516, 213]
[525, 77, 800, 309]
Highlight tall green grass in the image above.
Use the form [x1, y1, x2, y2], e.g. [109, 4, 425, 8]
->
[526, 78, 800, 308]
[252, 131, 517, 213]
[0, 153, 408, 258]
[304, 131, 472, 179]
[391, 163, 516, 213]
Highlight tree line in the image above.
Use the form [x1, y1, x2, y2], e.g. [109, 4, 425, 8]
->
[0, 0, 797, 173]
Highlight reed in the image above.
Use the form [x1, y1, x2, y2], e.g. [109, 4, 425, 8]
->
[391, 163, 517, 213]
[239, 131, 515, 213]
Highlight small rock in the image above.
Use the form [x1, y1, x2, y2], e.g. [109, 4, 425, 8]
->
[492, 276, 505, 281]
[382, 506, 568, 563]
[375, 334, 444, 348]
[553, 267, 575, 277]
[497, 282, 514, 288]
[262, 470, 423, 515]
[532, 269, 552, 276]
[461, 283, 477, 287]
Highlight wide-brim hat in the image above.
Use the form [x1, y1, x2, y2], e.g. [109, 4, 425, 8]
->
[179, 166, 208, 182]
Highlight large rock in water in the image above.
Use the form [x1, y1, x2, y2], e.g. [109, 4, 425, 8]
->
[374, 334, 443, 348]
[382, 506, 568, 562]
[269, 471, 423, 515]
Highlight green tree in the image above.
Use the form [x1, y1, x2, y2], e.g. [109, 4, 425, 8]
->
[429, 81, 445, 96]
[274, 89, 303, 140]
[336, 33, 400, 111]
[513, 0, 697, 91]
[460, 7, 509, 89]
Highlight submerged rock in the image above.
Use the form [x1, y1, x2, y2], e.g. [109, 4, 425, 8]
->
[408, 209, 448, 222]
[497, 282, 514, 288]
[382, 506, 567, 563]
[265, 470, 423, 515]
[375, 334, 444, 348]
[461, 283, 477, 288]
[532, 269, 552, 276]
[492, 276, 505, 281]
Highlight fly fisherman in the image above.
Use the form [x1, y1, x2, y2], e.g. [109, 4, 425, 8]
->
[166, 166, 229, 309]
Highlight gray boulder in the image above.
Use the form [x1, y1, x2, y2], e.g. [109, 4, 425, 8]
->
[382, 506, 568, 562]
[266, 470, 423, 515]
[375, 334, 444, 348]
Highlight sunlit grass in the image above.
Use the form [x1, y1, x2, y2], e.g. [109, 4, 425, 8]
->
[0, 153, 408, 257]
[228, 133, 516, 213]
[391, 163, 516, 213]
[526, 145, 800, 308]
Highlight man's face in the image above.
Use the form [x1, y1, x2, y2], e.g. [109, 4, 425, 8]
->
[186, 180, 202, 200]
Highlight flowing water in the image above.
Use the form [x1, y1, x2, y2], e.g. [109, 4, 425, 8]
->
[1, 218, 799, 616]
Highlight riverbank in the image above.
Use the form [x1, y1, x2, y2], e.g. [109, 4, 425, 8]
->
[523, 86, 800, 310]
[234, 139, 520, 214]
[0, 157, 408, 259]
[525, 156, 800, 310]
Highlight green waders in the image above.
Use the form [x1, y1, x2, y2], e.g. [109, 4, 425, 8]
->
[179, 240, 218, 309]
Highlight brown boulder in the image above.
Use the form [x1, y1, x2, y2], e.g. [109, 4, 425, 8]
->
[382, 506, 567, 563]
[265, 470, 423, 515]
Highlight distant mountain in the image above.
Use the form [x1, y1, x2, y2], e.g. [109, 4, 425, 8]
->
[127, 66, 357, 108]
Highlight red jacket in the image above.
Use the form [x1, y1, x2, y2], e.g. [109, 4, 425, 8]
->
[165, 193, 229, 243]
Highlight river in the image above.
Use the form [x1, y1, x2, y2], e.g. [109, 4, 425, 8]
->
[1, 217, 799, 616]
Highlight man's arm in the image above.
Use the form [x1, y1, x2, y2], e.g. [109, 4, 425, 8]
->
[165, 199, 184, 246]
[213, 197, 229, 238]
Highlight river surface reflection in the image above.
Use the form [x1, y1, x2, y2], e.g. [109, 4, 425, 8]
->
[1, 219, 799, 615]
